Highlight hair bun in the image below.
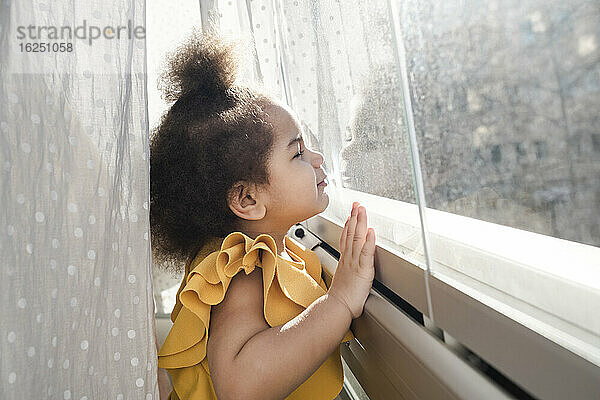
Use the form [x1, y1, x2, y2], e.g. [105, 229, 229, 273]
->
[158, 28, 242, 104]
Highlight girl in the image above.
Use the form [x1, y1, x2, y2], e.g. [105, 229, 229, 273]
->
[150, 29, 376, 400]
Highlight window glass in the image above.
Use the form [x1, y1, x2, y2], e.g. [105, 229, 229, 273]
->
[400, 0, 599, 247]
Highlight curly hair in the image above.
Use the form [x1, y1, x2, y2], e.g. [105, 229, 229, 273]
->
[150, 29, 276, 274]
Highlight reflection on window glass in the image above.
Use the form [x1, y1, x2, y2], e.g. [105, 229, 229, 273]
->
[274, 0, 416, 202]
[339, 63, 414, 203]
[399, 0, 600, 246]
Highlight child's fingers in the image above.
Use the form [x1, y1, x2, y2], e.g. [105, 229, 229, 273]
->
[359, 228, 376, 269]
[339, 216, 349, 255]
[352, 206, 368, 263]
[345, 203, 359, 260]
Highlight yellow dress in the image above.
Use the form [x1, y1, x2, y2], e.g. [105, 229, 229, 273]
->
[157, 231, 355, 400]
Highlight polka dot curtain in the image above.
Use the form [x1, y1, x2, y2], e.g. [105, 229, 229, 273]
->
[1, 1, 158, 399]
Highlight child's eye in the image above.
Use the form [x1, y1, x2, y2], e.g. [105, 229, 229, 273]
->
[293, 149, 305, 159]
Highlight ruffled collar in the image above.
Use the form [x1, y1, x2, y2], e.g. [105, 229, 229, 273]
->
[190, 231, 315, 273]
[168, 231, 325, 325]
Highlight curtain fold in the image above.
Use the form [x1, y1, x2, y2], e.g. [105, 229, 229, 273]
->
[1, 1, 158, 398]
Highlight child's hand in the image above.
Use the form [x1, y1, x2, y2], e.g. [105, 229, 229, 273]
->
[328, 202, 376, 319]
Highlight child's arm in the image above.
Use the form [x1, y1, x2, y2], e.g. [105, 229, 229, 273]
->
[206, 267, 353, 400]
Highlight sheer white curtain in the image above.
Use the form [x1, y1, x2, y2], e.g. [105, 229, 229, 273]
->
[1, 1, 158, 399]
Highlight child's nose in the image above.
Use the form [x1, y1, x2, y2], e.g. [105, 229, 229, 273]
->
[311, 149, 325, 167]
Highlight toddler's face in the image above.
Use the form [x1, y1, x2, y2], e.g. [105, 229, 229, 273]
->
[263, 99, 329, 227]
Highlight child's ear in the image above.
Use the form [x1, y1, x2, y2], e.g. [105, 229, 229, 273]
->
[227, 181, 266, 221]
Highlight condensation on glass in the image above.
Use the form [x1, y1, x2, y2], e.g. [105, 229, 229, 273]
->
[400, 0, 599, 247]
